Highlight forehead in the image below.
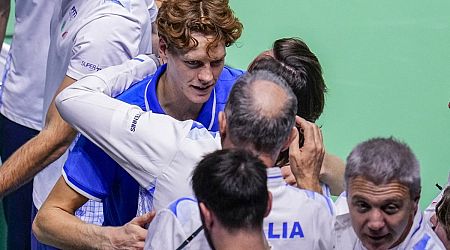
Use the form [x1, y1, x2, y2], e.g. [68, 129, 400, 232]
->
[179, 33, 226, 60]
[348, 176, 411, 204]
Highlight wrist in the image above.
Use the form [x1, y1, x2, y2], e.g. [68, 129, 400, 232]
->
[89, 225, 115, 250]
[296, 177, 322, 194]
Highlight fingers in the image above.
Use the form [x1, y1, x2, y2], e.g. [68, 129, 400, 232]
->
[288, 126, 299, 155]
[131, 211, 156, 227]
[295, 116, 323, 152]
[295, 116, 320, 149]
[280, 165, 297, 186]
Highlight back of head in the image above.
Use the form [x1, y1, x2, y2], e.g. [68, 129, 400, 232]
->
[224, 70, 297, 156]
[192, 149, 268, 231]
[157, 0, 242, 54]
[271, 38, 326, 122]
[345, 137, 421, 200]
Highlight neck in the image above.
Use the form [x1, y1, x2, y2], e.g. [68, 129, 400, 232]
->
[157, 72, 203, 120]
[222, 139, 278, 168]
[212, 228, 270, 250]
[258, 154, 277, 168]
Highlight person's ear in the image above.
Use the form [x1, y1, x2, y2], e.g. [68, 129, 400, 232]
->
[159, 37, 168, 63]
[219, 112, 227, 137]
[264, 191, 273, 217]
[281, 127, 297, 152]
[412, 195, 420, 214]
[199, 202, 213, 230]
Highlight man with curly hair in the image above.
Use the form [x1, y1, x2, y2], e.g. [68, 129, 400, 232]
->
[33, 0, 243, 248]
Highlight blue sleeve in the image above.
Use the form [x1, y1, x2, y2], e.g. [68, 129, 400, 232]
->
[63, 135, 117, 200]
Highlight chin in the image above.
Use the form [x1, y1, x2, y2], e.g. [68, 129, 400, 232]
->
[361, 236, 394, 250]
[363, 243, 391, 250]
[191, 95, 211, 104]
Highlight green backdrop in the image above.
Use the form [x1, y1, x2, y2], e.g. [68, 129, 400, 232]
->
[226, 0, 450, 208]
[1, 0, 449, 248]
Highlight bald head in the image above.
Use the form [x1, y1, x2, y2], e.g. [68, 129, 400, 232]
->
[224, 70, 297, 157]
[252, 79, 290, 119]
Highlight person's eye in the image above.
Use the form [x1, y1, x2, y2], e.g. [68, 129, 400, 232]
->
[211, 59, 224, 67]
[355, 201, 370, 213]
[383, 204, 399, 215]
[185, 60, 201, 68]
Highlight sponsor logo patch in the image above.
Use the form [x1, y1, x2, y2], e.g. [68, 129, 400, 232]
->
[81, 60, 103, 72]
[130, 113, 142, 132]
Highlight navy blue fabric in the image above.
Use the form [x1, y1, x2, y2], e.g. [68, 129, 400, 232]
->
[0, 114, 38, 250]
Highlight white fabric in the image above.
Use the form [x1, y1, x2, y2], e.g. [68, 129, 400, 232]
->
[0, 43, 8, 90]
[0, 0, 56, 130]
[334, 194, 446, 250]
[32, 0, 155, 209]
[264, 167, 334, 249]
[145, 197, 209, 250]
[56, 54, 218, 211]
[143, 168, 334, 249]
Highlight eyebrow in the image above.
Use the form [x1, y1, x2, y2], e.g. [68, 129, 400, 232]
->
[183, 52, 227, 61]
[351, 195, 404, 205]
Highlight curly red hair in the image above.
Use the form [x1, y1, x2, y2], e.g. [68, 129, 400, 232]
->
[157, 0, 243, 54]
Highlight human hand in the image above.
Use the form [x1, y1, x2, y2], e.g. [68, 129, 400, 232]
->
[280, 164, 297, 186]
[106, 212, 156, 250]
[289, 116, 325, 193]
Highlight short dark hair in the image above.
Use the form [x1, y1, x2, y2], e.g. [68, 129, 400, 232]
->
[345, 137, 421, 200]
[192, 149, 268, 230]
[224, 70, 297, 156]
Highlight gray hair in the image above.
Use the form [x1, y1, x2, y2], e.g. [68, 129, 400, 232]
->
[345, 137, 421, 199]
[224, 70, 297, 156]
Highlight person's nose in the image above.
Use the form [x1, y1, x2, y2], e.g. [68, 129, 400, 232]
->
[198, 65, 213, 83]
[367, 209, 386, 231]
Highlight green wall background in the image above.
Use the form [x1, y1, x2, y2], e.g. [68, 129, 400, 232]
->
[226, 0, 450, 208]
[1, 0, 449, 248]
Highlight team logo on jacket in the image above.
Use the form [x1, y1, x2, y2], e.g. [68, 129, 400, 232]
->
[266, 221, 305, 239]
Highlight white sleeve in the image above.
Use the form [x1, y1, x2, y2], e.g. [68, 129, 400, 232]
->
[67, 14, 143, 79]
[314, 204, 335, 250]
[146, 0, 158, 22]
[145, 209, 187, 250]
[55, 58, 196, 189]
[86, 54, 159, 97]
